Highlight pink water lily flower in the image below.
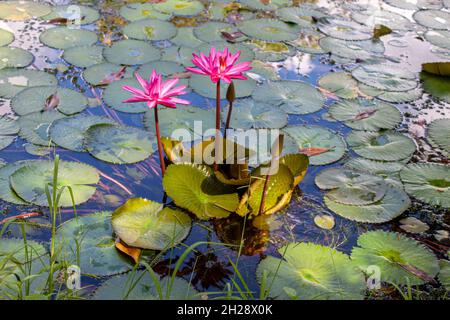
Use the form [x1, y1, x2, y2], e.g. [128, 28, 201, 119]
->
[186, 47, 252, 84]
[122, 70, 189, 109]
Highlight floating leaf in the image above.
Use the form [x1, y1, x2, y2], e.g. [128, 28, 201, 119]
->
[400, 163, 450, 208]
[0, 116, 18, 151]
[424, 30, 450, 50]
[0, 1, 51, 21]
[10, 159, 99, 207]
[0, 69, 57, 98]
[170, 27, 204, 47]
[17, 110, 66, 146]
[115, 239, 141, 264]
[39, 27, 98, 49]
[0, 47, 33, 70]
[189, 74, 256, 99]
[120, 3, 172, 21]
[352, 64, 418, 92]
[314, 215, 335, 230]
[399, 217, 430, 234]
[85, 124, 155, 164]
[351, 231, 439, 285]
[420, 71, 450, 103]
[12, 86, 88, 116]
[154, 0, 205, 17]
[62, 45, 104, 68]
[347, 131, 416, 161]
[280, 153, 309, 185]
[422, 62, 450, 76]
[352, 9, 413, 31]
[319, 37, 385, 61]
[428, 118, 450, 154]
[0, 161, 29, 205]
[112, 198, 191, 251]
[288, 29, 325, 54]
[42, 5, 100, 25]
[83, 63, 134, 86]
[103, 40, 161, 66]
[317, 18, 372, 41]
[373, 24, 392, 39]
[194, 21, 246, 43]
[358, 84, 423, 103]
[413, 9, 450, 30]
[0, 28, 14, 47]
[257, 242, 366, 300]
[385, 0, 443, 10]
[238, 19, 298, 42]
[277, 6, 327, 28]
[163, 164, 239, 220]
[318, 72, 359, 99]
[103, 78, 150, 113]
[344, 157, 405, 180]
[123, 19, 177, 41]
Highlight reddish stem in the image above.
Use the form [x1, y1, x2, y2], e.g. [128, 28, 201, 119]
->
[214, 81, 221, 171]
[154, 105, 166, 176]
[259, 175, 270, 215]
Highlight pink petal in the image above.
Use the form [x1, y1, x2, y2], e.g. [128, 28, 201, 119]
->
[122, 85, 147, 97]
[134, 72, 148, 92]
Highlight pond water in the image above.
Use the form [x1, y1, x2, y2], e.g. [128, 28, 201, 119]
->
[0, 0, 449, 300]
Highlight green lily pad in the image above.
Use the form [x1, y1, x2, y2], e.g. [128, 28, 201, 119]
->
[399, 217, 430, 234]
[287, 29, 325, 54]
[103, 40, 161, 66]
[0, 69, 57, 98]
[17, 110, 66, 146]
[137, 60, 189, 87]
[257, 242, 366, 300]
[277, 6, 327, 28]
[385, 0, 443, 10]
[240, 0, 278, 11]
[83, 63, 135, 86]
[248, 60, 280, 81]
[120, 3, 172, 21]
[41, 5, 100, 25]
[0, 1, 51, 21]
[49, 114, 117, 152]
[92, 272, 198, 300]
[316, 168, 388, 206]
[12, 86, 88, 116]
[112, 198, 191, 250]
[195, 42, 255, 65]
[439, 259, 450, 291]
[400, 163, 450, 208]
[0, 47, 33, 70]
[318, 72, 359, 99]
[170, 27, 204, 48]
[425, 30, 450, 50]
[351, 231, 439, 285]
[358, 84, 423, 103]
[154, 0, 204, 16]
[0, 116, 18, 151]
[352, 64, 418, 92]
[413, 9, 450, 30]
[56, 212, 134, 276]
[85, 124, 155, 164]
[10, 159, 99, 207]
[352, 9, 413, 31]
[39, 27, 98, 50]
[62, 45, 104, 68]
[194, 21, 246, 43]
[344, 157, 405, 179]
[144, 106, 215, 141]
[428, 118, 450, 154]
[283, 125, 346, 165]
[421, 71, 450, 103]
[103, 78, 149, 113]
[24, 143, 51, 157]
[253, 80, 325, 115]
[222, 98, 288, 130]
[238, 19, 298, 42]
[189, 74, 256, 99]
[328, 99, 402, 131]
[123, 19, 178, 41]
[0, 160, 29, 205]
[0, 28, 14, 47]
[163, 164, 239, 220]
[325, 185, 410, 223]
[319, 37, 385, 60]
[317, 18, 373, 41]
[0, 238, 46, 263]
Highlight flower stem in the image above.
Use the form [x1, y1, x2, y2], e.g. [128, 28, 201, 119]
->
[259, 175, 270, 215]
[225, 100, 233, 132]
[154, 105, 166, 176]
[214, 80, 221, 171]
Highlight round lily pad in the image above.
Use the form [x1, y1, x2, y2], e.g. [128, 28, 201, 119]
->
[154, 0, 205, 16]
[428, 118, 450, 154]
[413, 10, 450, 30]
[316, 168, 388, 206]
[347, 131, 416, 161]
[317, 18, 373, 41]
[0, 1, 51, 21]
[39, 27, 98, 50]
[92, 272, 198, 300]
[257, 242, 366, 300]
[253, 80, 325, 115]
[328, 99, 402, 131]
[385, 0, 443, 10]
[56, 212, 134, 276]
[138, 60, 184, 77]
[189, 74, 256, 99]
[0, 69, 57, 98]
[12, 86, 88, 116]
[352, 64, 418, 92]
[103, 40, 161, 66]
[358, 84, 423, 103]
[17, 110, 66, 146]
[351, 230, 439, 285]
[85, 124, 155, 164]
[240, 0, 278, 11]
[83, 63, 134, 86]
[400, 163, 450, 208]
[62, 45, 104, 68]
[277, 6, 327, 28]
[0, 115, 18, 151]
[170, 27, 204, 48]
[144, 105, 215, 141]
[0, 28, 14, 47]
[49, 114, 117, 152]
[194, 21, 246, 43]
[238, 19, 298, 42]
[325, 185, 410, 223]
[10, 159, 99, 207]
[163, 164, 239, 220]
[0, 47, 34, 70]
[425, 30, 450, 49]
[112, 198, 191, 250]
[319, 37, 385, 60]
[283, 125, 346, 165]
[221, 98, 288, 130]
[287, 29, 325, 54]
[41, 5, 100, 25]
[352, 9, 413, 31]
[399, 217, 430, 234]
[421, 71, 450, 102]
[0, 160, 29, 205]
[103, 78, 149, 113]
[344, 158, 405, 179]
[120, 3, 172, 21]
[123, 19, 177, 41]
[318, 72, 359, 99]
